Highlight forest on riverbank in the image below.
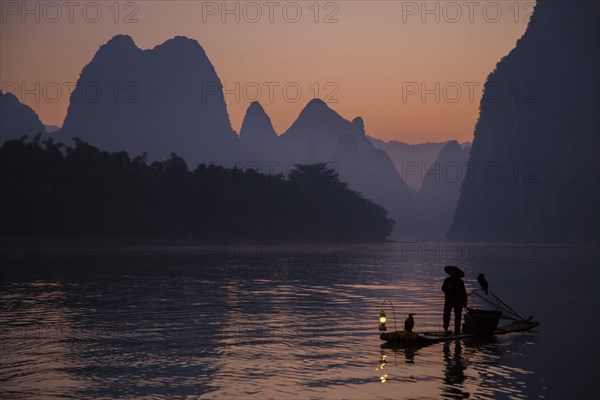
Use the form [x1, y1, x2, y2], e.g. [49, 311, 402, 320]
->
[0, 135, 394, 242]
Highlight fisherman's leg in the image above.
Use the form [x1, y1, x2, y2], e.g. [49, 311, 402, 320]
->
[453, 305, 462, 334]
[443, 302, 452, 331]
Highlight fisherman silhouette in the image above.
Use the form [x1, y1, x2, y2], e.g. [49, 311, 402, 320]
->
[404, 313, 416, 332]
[477, 273, 489, 294]
[442, 266, 468, 335]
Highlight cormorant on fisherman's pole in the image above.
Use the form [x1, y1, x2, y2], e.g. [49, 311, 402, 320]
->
[478, 273, 489, 295]
[404, 313, 416, 332]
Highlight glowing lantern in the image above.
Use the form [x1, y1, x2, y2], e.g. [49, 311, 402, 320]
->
[379, 310, 387, 331]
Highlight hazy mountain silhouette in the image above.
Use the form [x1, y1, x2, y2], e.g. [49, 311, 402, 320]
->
[59, 34, 243, 166]
[449, 0, 599, 242]
[304, 138, 321, 164]
[278, 100, 415, 237]
[369, 137, 452, 191]
[44, 124, 61, 133]
[417, 140, 469, 239]
[239, 101, 278, 162]
[0, 91, 45, 143]
[280, 99, 353, 162]
[330, 130, 417, 238]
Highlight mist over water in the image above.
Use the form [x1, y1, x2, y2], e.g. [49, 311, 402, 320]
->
[1, 243, 597, 399]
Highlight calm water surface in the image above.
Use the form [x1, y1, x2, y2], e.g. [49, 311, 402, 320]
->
[1, 243, 598, 399]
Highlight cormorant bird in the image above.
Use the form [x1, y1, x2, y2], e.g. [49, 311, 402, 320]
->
[478, 273, 489, 294]
[404, 313, 416, 332]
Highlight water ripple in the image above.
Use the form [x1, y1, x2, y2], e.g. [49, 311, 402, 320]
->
[1, 244, 598, 398]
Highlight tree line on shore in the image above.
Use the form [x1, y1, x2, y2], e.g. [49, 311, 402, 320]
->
[0, 134, 394, 241]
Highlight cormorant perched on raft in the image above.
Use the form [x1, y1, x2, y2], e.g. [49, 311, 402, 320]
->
[404, 313, 416, 332]
[478, 273, 489, 294]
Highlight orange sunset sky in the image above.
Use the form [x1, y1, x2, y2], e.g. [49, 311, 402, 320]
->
[1, 1, 531, 143]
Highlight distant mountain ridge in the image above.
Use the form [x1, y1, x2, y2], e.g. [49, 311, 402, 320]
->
[369, 137, 454, 191]
[239, 99, 473, 239]
[417, 140, 469, 239]
[239, 101, 278, 162]
[277, 99, 416, 238]
[59, 34, 243, 165]
[280, 99, 360, 162]
[0, 91, 45, 143]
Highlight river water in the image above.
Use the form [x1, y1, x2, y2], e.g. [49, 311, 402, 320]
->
[0, 242, 598, 399]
